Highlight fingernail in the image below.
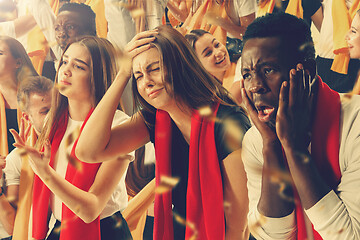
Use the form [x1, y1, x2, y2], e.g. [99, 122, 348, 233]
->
[283, 81, 288, 87]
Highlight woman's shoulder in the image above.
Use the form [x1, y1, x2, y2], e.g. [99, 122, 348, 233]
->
[217, 104, 250, 130]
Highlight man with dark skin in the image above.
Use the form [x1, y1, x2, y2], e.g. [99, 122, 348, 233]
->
[54, 3, 96, 51]
[28, 1, 97, 80]
[241, 12, 360, 239]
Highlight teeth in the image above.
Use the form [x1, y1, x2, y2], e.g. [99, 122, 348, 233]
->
[263, 108, 273, 114]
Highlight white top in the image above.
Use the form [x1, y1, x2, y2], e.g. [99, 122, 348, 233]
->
[0, 176, 10, 238]
[233, 0, 256, 19]
[317, 0, 353, 59]
[145, 0, 167, 30]
[104, 0, 136, 50]
[0, 21, 16, 38]
[51, 110, 133, 221]
[242, 93, 360, 240]
[4, 148, 22, 187]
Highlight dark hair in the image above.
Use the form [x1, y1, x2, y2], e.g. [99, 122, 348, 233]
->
[243, 12, 315, 64]
[184, 29, 210, 50]
[125, 146, 155, 197]
[38, 36, 118, 148]
[0, 36, 38, 82]
[131, 25, 234, 116]
[58, 2, 96, 36]
[17, 76, 53, 112]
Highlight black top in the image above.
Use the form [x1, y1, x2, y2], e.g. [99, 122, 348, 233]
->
[5, 108, 18, 153]
[142, 104, 251, 239]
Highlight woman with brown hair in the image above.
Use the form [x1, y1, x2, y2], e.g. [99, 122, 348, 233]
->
[77, 25, 251, 240]
[0, 35, 38, 240]
[11, 36, 133, 240]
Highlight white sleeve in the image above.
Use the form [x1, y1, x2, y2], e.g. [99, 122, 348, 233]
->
[26, 0, 61, 60]
[4, 149, 22, 186]
[242, 127, 297, 240]
[304, 96, 360, 239]
[0, 21, 16, 38]
[234, 0, 256, 18]
[104, 0, 136, 49]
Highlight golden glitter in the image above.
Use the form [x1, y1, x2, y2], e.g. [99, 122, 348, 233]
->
[66, 153, 82, 171]
[155, 176, 180, 194]
[173, 212, 198, 239]
[65, 127, 81, 147]
[198, 106, 213, 117]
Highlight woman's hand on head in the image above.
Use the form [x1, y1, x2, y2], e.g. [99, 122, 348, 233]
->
[119, 30, 158, 79]
[10, 129, 52, 179]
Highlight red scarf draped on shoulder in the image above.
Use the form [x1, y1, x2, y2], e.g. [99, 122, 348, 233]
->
[295, 77, 341, 239]
[154, 103, 225, 240]
[32, 108, 103, 240]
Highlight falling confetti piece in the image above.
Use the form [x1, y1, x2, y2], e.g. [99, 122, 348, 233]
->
[155, 176, 180, 194]
[198, 106, 212, 117]
[66, 153, 82, 171]
[223, 201, 231, 212]
[249, 214, 267, 236]
[18, 149, 28, 158]
[112, 214, 124, 228]
[222, 118, 245, 151]
[65, 127, 81, 147]
[299, 41, 315, 53]
[173, 212, 198, 239]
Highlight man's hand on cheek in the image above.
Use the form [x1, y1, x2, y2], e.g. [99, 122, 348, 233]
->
[276, 63, 317, 152]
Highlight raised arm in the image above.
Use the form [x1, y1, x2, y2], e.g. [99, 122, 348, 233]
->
[76, 30, 158, 163]
[10, 135, 132, 223]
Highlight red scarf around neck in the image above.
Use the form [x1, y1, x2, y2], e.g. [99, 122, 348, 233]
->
[295, 77, 341, 240]
[154, 103, 225, 240]
[32, 108, 103, 240]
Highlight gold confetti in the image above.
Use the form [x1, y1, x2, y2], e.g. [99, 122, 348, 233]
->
[66, 153, 82, 171]
[112, 214, 123, 228]
[65, 127, 81, 147]
[155, 176, 180, 194]
[299, 41, 315, 53]
[198, 106, 213, 117]
[223, 118, 245, 151]
[18, 148, 28, 158]
[173, 212, 198, 240]
[223, 201, 231, 212]
[249, 214, 267, 236]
